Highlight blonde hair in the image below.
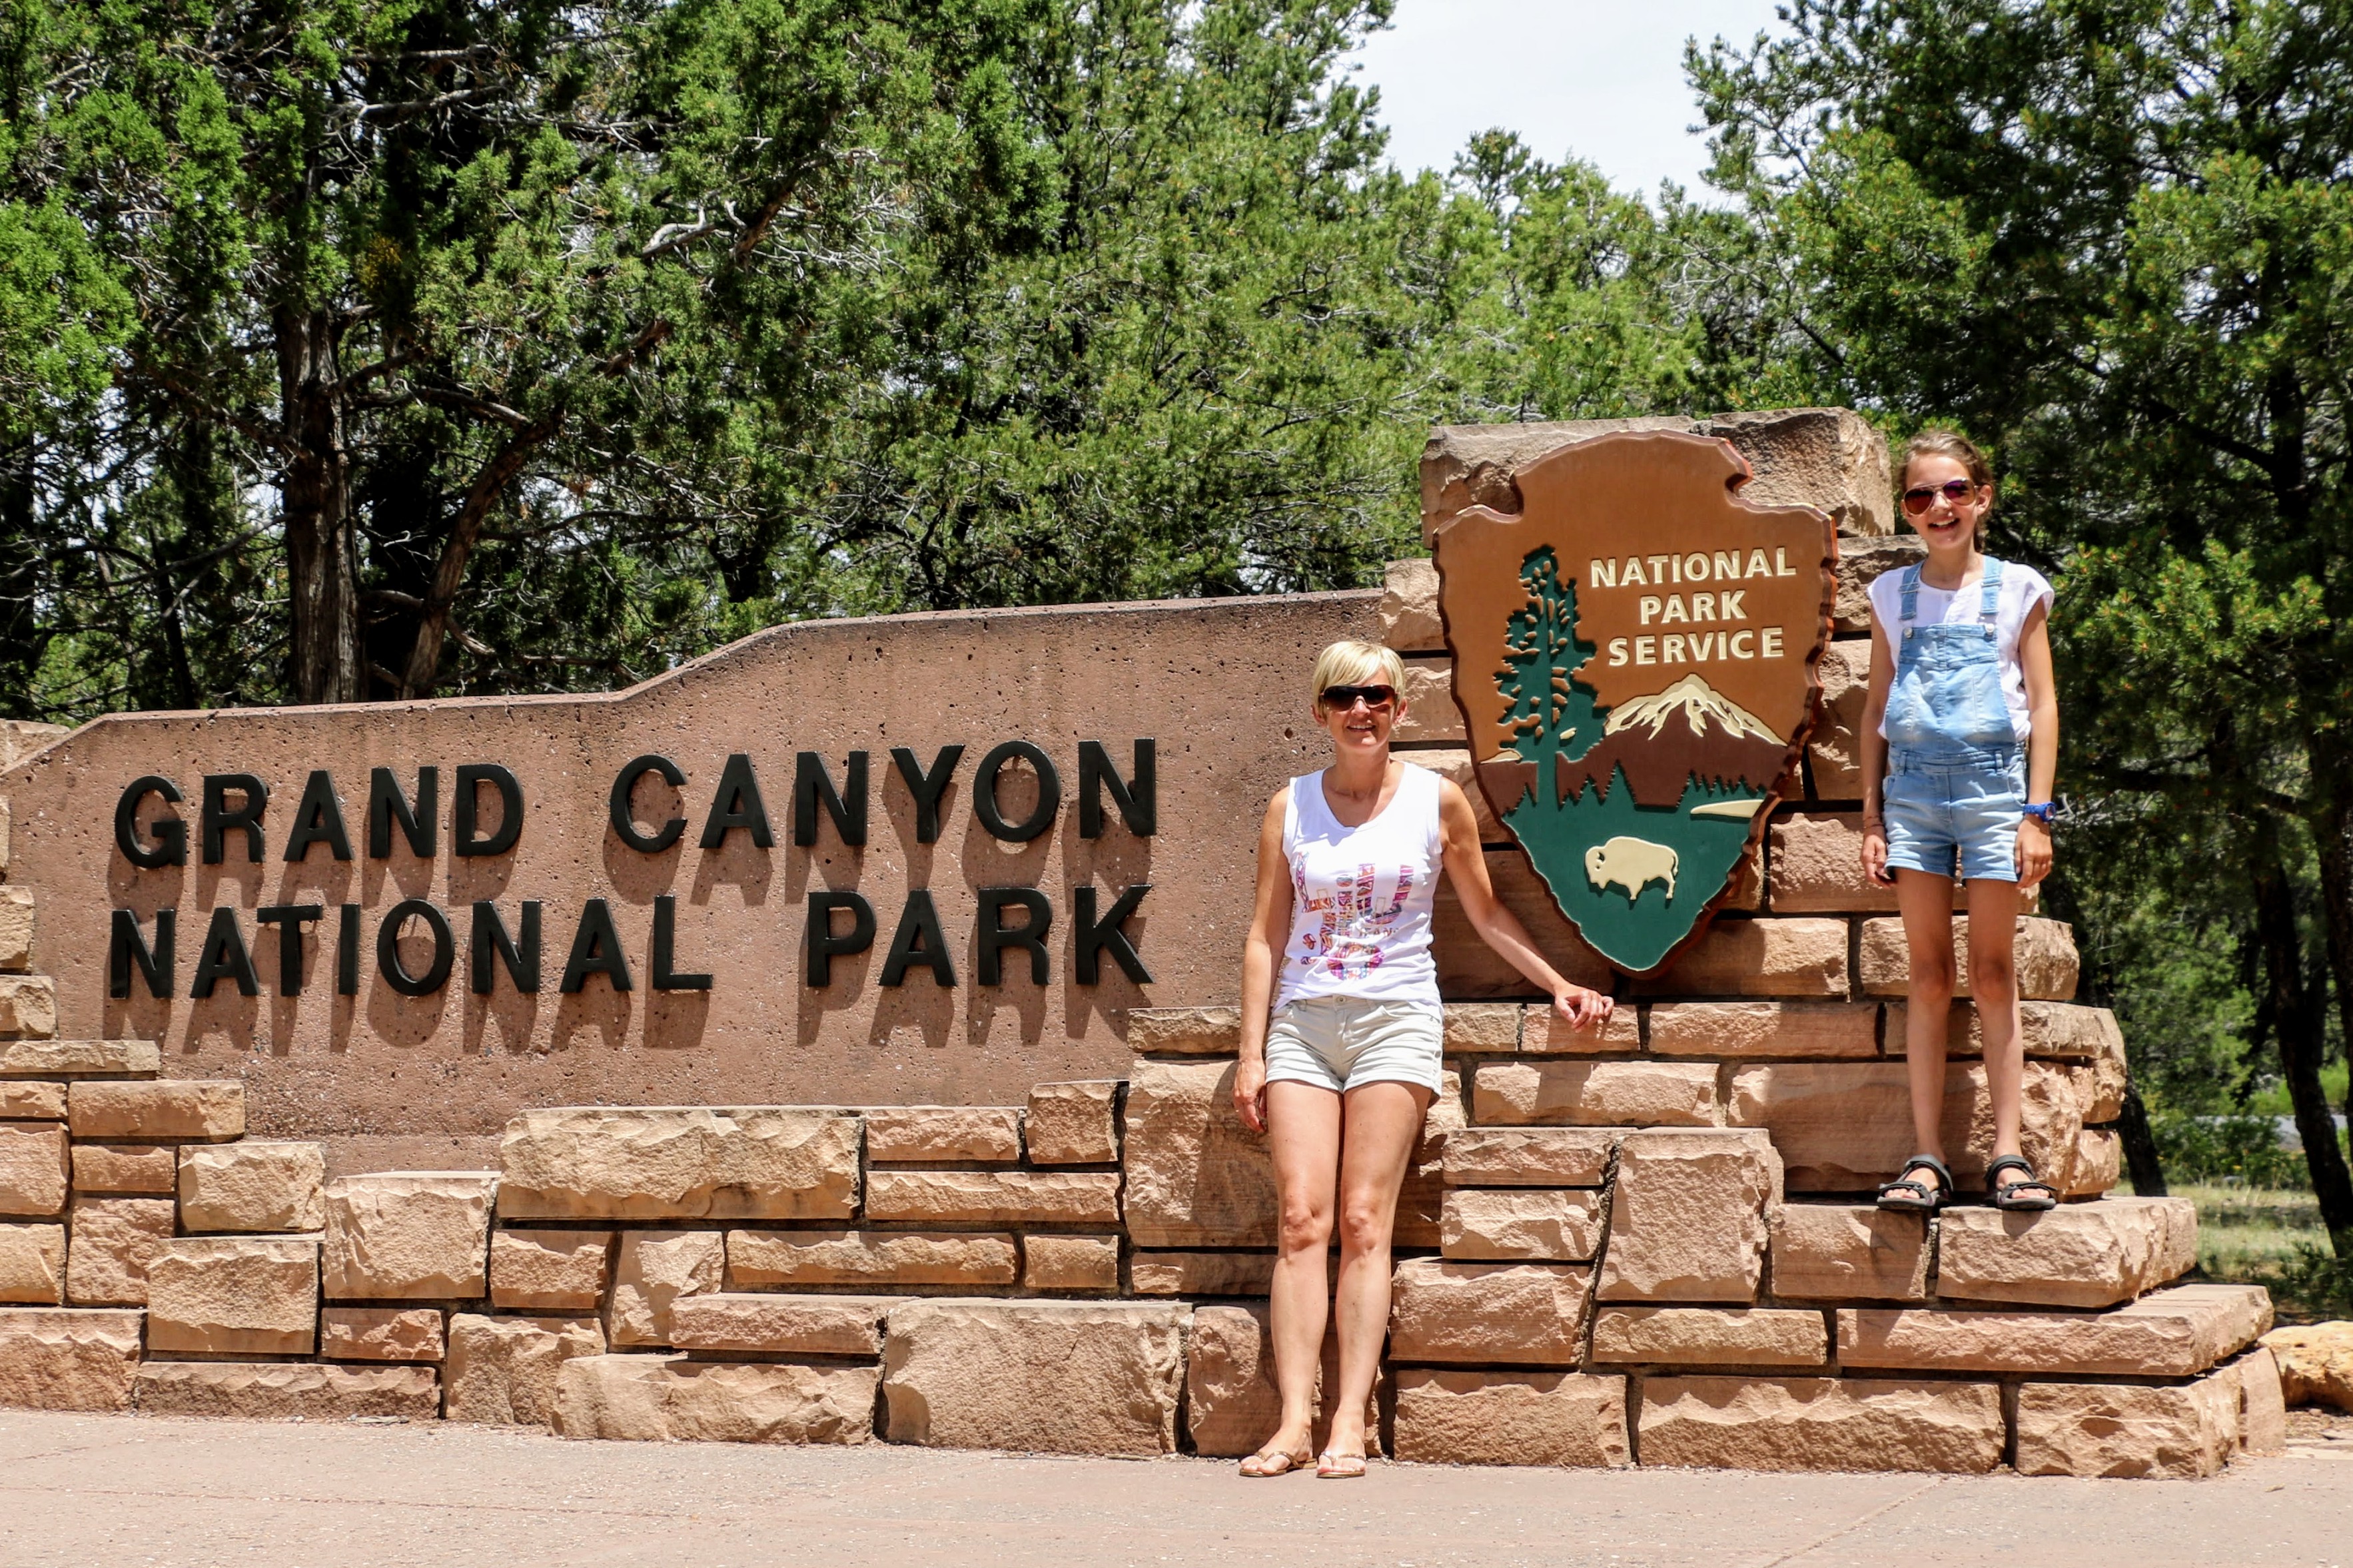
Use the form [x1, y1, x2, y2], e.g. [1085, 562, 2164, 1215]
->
[1900, 430, 1995, 517]
[1309, 640, 1406, 711]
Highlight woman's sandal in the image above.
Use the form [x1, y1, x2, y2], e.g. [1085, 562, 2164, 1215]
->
[1877, 1153, 1952, 1213]
[1238, 1445, 1313, 1477]
[1316, 1450, 1368, 1479]
[1987, 1154, 2061, 1212]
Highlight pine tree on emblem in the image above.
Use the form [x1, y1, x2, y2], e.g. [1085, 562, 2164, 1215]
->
[1494, 546, 1602, 810]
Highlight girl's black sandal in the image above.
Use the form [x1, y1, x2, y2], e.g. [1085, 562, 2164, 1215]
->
[1877, 1153, 1952, 1213]
[1987, 1154, 2060, 1212]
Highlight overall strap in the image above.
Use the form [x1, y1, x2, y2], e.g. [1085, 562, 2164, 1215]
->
[1898, 565, 1923, 626]
[1977, 557, 2005, 621]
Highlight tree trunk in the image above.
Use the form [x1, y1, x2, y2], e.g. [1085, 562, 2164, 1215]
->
[2308, 777, 2353, 1124]
[2117, 1080, 2166, 1197]
[2250, 811, 2353, 1252]
[0, 432, 39, 715]
[398, 415, 558, 699]
[276, 306, 363, 706]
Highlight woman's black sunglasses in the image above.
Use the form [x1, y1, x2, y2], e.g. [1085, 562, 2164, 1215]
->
[1320, 683, 1398, 712]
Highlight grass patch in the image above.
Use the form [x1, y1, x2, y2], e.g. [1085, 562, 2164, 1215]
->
[2152, 1182, 2349, 1321]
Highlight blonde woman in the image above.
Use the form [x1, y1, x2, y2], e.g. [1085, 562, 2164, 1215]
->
[1232, 639, 1614, 1478]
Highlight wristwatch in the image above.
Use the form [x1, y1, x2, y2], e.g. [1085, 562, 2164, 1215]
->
[2022, 801, 2057, 826]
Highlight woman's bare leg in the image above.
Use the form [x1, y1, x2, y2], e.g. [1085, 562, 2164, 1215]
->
[1895, 869, 1962, 1192]
[1967, 877, 2026, 1162]
[1260, 1080, 1342, 1457]
[1324, 1080, 1434, 1459]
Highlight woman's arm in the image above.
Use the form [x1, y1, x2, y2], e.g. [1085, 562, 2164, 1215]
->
[1858, 613, 1897, 885]
[2015, 599, 2057, 887]
[1437, 779, 1613, 1029]
[1232, 789, 1294, 1133]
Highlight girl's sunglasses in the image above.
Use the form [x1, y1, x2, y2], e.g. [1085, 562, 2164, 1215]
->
[1320, 683, 1398, 713]
[1901, 478, 1979, 516]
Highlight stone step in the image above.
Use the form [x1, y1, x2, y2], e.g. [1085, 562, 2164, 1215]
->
[552, 1353, 877, 1444]
[1935, 1196, 2196, 1308]
[133, 1360, 439, 1421]
[1837, 1283, 2270, 1377]
[668, 1292, 889, 1356]
[0, 1306, 143, 1410]
[0, 1038, 159, 1078]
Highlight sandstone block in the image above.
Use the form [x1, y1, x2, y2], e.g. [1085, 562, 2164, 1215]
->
[72, 1144, 173, 1194]
[446, 1313, 607, 1425]
[726, 1228, 1017, 1290]
[2237, 1346, 2288, 1455]
[0, 1082, 62, 1118]
[1023, 1234, 1119, 1292]
[1442, 1128, 1620, 1188]
[0, 1307, 142, 1410]
[0, 1223, 64, 1303]
[135, 1361, 440, 1421]
[2260, 1321, 2353, 1412]
[1392, 660, 1462, 743]
[1833, 534, 1927, 633]
[1937, 1197, 2196, 1308]
[322, 1172, 496, 1300]
[0, 1122, 67, 1216]
[1125, 1006, 1240, 1054]
[1647, 1000, 1879, 1059]
[490, 1228, 614, 1311]
[496, 1106, 860, 1222]
[0, 1038, 159, 1078]
[1127, 1250, 1275, 1297]
[1804, 639, 1870, 799]
[1380, 557, 1443, 651]
[322, 1306, 446, 1362]
[2075, 1027, 2128, 1123]
[1592, 1307, 1827, 1367]
[1599, 1129, 1779, 1303]
[863, 1106, 1022, 1164]
[1392, 1369, 1630, 1467]
[1727, 1060, 2081, 1193]
[1767, 1204, 1929, 1302]
[2069, 1128, 2122, 1196]
[64, 1194, 173, 1305]
[865, 1169, 1120, 1226]
[1885, 999, 2113, 1060]
[670, 1294, 887, 1358]
[1182, 1304, 1379, 1457]
[1023, 1080, 1120, 1165]
[610, 1229, 722, 1347]
[0, 975, 56, 1037]
[552, 1354, 876, 1444]
[1858, 915, 2079, 999]
[1472, 1061, 1719, 1128]
[67, 1080, 242, 1142]
[2014, 1373, 2240, 1479]
[1770, 812, 1905, 914]
[0, 719, 68, 769]
[1840, 1284, 2270, 1377]
[1518, 1001, 1640, 1054]
[1389, 1258, 1590, 1366]
[0, 886, 31, 970]
[1441, 1188, 1604, 1262]
[1638, 1376, 2002, 1473]
[1638, 919, 1849, 998]
[883, 1300, 1187, 1455]
[147, 1235, 319, 1355]
[179, 1141, 326, 1233]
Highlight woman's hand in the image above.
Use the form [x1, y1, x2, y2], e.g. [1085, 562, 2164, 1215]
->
[1552, 982, 1613, 1032]
[2016, 817, 2053, 888]
[1861, 815, 1893, 885]
[1232, 1053, 1268, 1134]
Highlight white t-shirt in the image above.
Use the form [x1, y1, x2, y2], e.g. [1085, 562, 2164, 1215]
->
[1867, 560, 2054, 741]
[1274, 763, 1444, 1009]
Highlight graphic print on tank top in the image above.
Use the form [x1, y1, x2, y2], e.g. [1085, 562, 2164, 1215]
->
[1276, 764, 1443, 1008]
[1291, 860, 1416, 982]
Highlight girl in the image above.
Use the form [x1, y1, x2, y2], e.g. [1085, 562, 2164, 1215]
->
[1861, 432, 2061, 1212]
[1231, 640, 1613, 1478]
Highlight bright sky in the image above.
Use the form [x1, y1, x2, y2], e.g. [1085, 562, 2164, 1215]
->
[1348, 0, 1788, 196]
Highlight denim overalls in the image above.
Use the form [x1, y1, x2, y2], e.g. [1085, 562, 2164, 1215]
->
[1879, 560, 2027, 882]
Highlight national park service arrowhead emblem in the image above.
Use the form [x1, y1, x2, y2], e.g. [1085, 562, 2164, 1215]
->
[1434, 431, 1836, 975]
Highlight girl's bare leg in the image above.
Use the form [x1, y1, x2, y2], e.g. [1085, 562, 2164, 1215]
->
[1966, 877, 2026, 1162]
[1895, 869, 1962, 1192]
[1260, 1080, 1342, 1457]
[1323, 1080, 1432, 1459]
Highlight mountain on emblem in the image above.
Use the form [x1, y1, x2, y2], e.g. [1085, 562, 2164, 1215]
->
[1434, 431, 1835, 975]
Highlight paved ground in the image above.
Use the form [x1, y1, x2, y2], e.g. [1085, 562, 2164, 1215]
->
[3, 1410, 2351, 1568]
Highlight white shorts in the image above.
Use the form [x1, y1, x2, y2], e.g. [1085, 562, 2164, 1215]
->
[1263, 996, 1445, 1095]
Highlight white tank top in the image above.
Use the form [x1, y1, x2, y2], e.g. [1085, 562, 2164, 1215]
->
[1274, 763, 1444, 1008]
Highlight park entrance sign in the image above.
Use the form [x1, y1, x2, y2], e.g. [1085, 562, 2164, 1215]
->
[1436, 432, 1836, 973]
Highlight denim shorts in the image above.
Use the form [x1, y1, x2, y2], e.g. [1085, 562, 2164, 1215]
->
[1264, 996, 1445, 1094]
[1881, 747, 2025, 883]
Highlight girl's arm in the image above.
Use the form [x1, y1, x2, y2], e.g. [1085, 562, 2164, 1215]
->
[1232, 789, 1293, 1133]
[2016, 599, 2058, 887]
[1858, 613, 1898, 884]
[1438, 779, 1613, 1029]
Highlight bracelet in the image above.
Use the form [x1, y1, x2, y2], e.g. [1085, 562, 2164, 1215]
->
[2022, 802, 2057, 825]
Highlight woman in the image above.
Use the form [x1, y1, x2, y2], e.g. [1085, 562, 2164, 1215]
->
[1232, 639, 1614, 1478]
[1859, 432, 2062, 1212]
